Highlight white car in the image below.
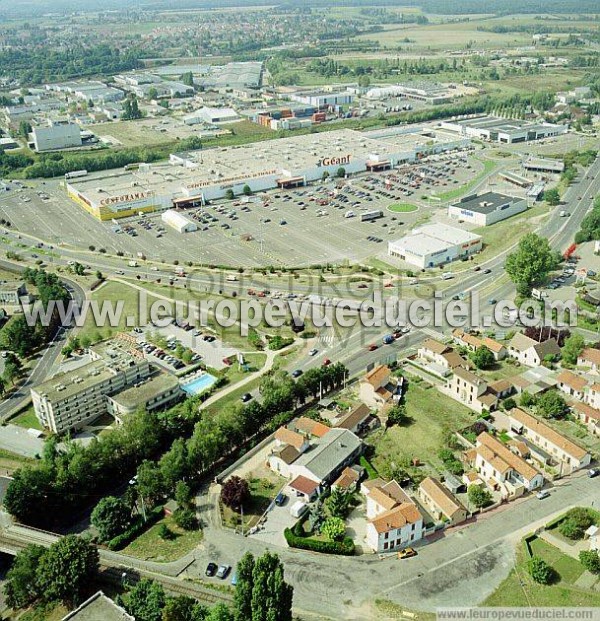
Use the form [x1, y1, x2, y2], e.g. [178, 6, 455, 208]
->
[536, 489, 550, 500]
[150, 266, 159, 271]
[308, 348, 318, 356]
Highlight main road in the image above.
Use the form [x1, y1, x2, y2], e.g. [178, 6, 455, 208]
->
[0, 260, 86, 420]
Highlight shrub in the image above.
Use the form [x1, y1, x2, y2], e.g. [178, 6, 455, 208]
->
[159, 523, 175, 540]
[173, 508, 198, 531]
[284, 524, 354, 555]
[580, 550, 600, 574]
[468, 485, 492, 509]
[527, 557, 555, 584]
[558, 507, 595, 540]
[321, 517, 346, 542]
[107, 506, 163, 551]
[220, 476, 250, 511]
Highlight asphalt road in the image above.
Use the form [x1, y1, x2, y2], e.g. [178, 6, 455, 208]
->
[0, 260, 86, 420]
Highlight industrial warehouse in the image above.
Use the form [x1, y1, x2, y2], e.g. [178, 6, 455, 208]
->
[439, 115, 567, 143]
[65, 126, 469, 220]
[448, 191, 528, 226]
[388, 223, 483, 268]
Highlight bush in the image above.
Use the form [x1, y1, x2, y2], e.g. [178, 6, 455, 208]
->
[284, 523, 354, 555]
[558, 507, 595, 540]
[107, 506, 163, 551]
[527, 556, 555, 584]
[159, 523, 175, 540]
[321, 517, 346, 542]
[173, 507, 198, 531]
[580, 550, 600, 574]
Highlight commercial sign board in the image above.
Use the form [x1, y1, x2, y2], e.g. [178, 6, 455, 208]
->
[316, 154, 351, 167]
[100, 191, 152, 206]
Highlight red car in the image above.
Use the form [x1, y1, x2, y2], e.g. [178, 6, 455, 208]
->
[322, 358, 331, 366]
[368, 344, 378, 351]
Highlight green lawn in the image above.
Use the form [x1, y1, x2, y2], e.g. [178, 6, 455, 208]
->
[387, 203, 418, 213]
[368, 380, 477, 475]
[11, 405, 44, 431]
[221, 474, 283, 531]
[484, 537, 600, 607]
[122, 515, 203, 562]
[477, 360, 522, 383]
[0, 447, 35, 472]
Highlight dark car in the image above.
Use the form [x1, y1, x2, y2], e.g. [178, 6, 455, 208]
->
[275, 492, 287, 506]
[291, 369, 303, 378]
[241, 393, 253, 403]
[589, 468, 599, 478]
[205, 562, 218, 577]
[483, 269, 492, 274]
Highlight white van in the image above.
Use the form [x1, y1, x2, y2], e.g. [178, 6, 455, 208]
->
[289, 500, 308, 518]
[442, 272, 454, 280]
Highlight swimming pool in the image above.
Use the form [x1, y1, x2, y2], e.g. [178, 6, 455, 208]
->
[181, 373, 217, 395]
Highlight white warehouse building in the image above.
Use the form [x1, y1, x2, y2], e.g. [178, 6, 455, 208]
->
[161, 209, 198, 233]
[448, 192, 528, 226]
[31, 120, 82, 152]
[388, 223, 482, 268]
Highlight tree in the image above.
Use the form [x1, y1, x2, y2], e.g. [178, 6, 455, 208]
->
[468, 485, 492, 509]
[386, 403, 410, 427]
[125, 578, 166, 621]
[4, 544, 45, 609]
[527, 557, 554, 584]
[536, 390, 567, 419]
[159, 523, 175, 540]
[321, 170, 330, 181]
[181, 72, 194, 87]
[562, 333, 585, 365]
[325, 487, 353, 518]
[520, 391, 536, 408]
[358, 74, 371, 88]
[242, 184, 252, 196]
[225, 189, 235, 200]
[35, 535, 99, 606]
[220, 476, 250, 512]
[250, 552, 293, 621]
[321, 517, 346, 542]
[505, 233, 558, 297]
[470, 345, 495, 369]
[91, 496, 132, 542]
[580, 550, 600, 574]
[208, 604, 234, 621]
[162, 595, 201, 621]
[148, 87, 159, 100]
[18, 120, 32, 139]
[175, 480, 193, 508]
[173, 507, 198, 531]
[233, 552, 255, 621]
[543, 187, 561, 206]
[137, 460, 166, 508]
[336, 167, 346, 178]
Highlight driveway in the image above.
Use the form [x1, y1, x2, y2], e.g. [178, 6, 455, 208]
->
[248, 496, 296, 548]
[346, 500, 369, 554]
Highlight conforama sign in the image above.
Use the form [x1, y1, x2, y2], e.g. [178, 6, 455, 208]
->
[99, 192, 151, 206]
[316, 154, 351, 167]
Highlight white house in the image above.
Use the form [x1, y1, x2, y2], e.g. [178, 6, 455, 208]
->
[507, 333, 561, 367]
[509, 408, 591, 473]
[473, 431, 544, 499]
[578, 348, 600, 374]
[362, 479, 424, 553]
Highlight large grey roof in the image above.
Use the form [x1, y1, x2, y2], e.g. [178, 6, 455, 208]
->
[294, 428, 361, 481]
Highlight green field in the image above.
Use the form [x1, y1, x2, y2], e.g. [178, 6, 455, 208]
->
[368, 380, 476, 475]
[484, 537, 600, 607]
[122, 514, 203, 562]
[387, 203, 418, 213]
[11, 405, 44, 431]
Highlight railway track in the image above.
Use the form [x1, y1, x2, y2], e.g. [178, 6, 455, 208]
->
[0, 529, 233, 605]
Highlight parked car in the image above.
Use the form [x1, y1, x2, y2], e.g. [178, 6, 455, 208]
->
[367, 344, 378, 351]
[322, 358, 331, 366]
[589, 468, 599, 478]
[205, 562, 218, 577]
[275, 492, 287, 506]
[241, 393, 253, 403]
[398, 547, 417, 559]
[216, 565, 231, 579]
[308, 348, 318, 356]
[536, 489, 550, 500]
[291, 369, 303, 378]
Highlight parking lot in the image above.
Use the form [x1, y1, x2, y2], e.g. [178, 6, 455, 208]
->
[0, 149, 481, 268]
[138, 321, 240, 371]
